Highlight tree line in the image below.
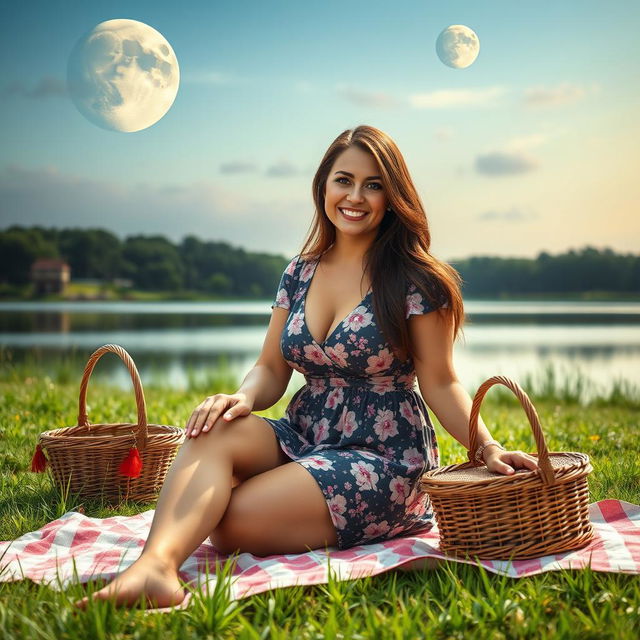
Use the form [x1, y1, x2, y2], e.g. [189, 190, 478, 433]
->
[0, 227, 286, 297]
[0, 226, 638, 297]
[453, 248, 639, 296]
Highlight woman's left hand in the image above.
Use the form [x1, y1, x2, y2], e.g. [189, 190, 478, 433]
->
[483, 446, 539, 476]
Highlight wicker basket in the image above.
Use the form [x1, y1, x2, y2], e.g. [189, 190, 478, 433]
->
[32, 344, 185, 503]
[420, 375, 594, 560]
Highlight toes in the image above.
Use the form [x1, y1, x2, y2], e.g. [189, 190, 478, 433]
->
[73, 591, 109, 609]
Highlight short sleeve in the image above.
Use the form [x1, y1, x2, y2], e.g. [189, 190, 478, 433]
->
[405, 281, 449, 319]
[271, 255, 299, 310]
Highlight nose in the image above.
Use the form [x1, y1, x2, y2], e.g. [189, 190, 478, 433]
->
[346, 185, 365, 203]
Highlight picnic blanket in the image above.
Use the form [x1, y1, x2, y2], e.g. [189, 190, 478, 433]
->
[1, 499, 638, 603]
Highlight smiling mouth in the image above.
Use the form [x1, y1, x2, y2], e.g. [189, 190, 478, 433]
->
[339, 207, 369, 220]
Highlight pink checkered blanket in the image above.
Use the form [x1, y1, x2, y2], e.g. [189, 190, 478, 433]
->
[1, 500, 638, 603]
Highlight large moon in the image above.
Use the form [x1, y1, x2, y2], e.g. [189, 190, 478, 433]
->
[67, 19, 180, 132]
[436, 25, 480, 69]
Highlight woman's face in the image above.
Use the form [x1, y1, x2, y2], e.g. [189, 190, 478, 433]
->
[323, 146, 389, 241]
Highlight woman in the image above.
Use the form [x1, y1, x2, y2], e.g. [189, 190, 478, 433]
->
[78, 125, 539, 609]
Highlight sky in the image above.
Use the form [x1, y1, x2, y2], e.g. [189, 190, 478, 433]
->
[1, 0, 639, 262]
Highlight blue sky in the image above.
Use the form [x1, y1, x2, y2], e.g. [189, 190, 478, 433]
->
[1, 0, 638, 260]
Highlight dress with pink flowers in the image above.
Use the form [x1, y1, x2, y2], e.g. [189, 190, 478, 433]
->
[262, 254, 446, 550]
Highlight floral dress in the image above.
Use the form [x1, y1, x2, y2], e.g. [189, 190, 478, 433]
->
[261, 254, 446, 550]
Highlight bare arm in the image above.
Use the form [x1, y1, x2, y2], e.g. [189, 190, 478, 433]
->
[237, 307, 293, 410]
[235, 363, 291, 412]
[408, 308, 538, 474]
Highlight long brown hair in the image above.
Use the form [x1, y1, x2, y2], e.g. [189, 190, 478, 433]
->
[299, 124, 465, 360]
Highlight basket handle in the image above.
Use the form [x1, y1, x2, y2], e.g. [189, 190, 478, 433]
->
[77, 344, 148, 450]
[468, 375, 556, 485]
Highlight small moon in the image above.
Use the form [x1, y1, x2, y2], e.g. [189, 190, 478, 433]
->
[67, 19, 180, 132]
[436, 25, 480, 69]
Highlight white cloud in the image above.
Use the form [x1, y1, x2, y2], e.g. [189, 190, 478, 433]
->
[502, 133, 550, 152]
[219, 162, 258, 174]
[2, 75, 67, 99]
[475, 151, 538, 175]
[265, 161, 298, 177]
[523, 83, 588, 108]
[409, 86, 508, 109]
[477, 206, 538, 222]
[474, 129, 555, 174]
[335, 83, 398, 108]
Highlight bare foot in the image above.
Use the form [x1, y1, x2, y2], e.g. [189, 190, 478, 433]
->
[74, 555, 187, 609]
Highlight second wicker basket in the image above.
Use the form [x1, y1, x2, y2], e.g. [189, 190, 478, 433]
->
[420, 375, 594, 560]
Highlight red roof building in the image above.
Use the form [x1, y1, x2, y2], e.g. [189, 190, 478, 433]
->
[31, 259, 71, 295]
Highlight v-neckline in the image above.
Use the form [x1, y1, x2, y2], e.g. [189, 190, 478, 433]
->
[302, 257, 372, 347]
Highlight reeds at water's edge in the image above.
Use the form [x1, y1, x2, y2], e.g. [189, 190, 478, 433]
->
[2, 347, 638, 408]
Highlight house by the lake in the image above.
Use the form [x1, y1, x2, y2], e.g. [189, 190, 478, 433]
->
[31, 258, 71, 295]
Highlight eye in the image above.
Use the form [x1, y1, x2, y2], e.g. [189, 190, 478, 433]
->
[335, 177, 383, 190]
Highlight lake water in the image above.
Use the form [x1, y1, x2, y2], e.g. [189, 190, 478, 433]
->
[1, 300, 639, 402]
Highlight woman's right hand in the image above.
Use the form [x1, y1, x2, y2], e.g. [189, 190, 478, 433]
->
[185, 392, 254, 438]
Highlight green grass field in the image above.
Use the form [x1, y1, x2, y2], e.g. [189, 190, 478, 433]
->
[0, 360, 638, 639]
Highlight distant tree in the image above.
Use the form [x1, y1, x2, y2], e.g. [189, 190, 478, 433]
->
[57, 228, 123, 280]
[179, 236, 242, 292]
[123, 235, 185, 290]
[248, 282, 264, 297]
[453, 246, 640, 296]
[0, 227, 58, 284]
[178, 235, 287, 297]
[630, 257, 640, 291]
[206, 273, 232, 295]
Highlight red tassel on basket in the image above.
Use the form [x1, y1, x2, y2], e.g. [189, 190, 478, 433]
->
[119, 447, 143, 478]
[31, 444, 47, 472]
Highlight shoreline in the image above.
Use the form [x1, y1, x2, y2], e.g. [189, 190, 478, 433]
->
[2, 292, 640, 304]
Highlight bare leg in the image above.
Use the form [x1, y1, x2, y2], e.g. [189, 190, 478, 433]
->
[75, 415, 286, 608]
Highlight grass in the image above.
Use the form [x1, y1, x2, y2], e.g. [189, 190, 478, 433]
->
[0, 360, 638, 639]
[0, 281, 266, 303]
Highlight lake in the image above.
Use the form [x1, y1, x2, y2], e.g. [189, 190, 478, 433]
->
[1, 300, 639, 402]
